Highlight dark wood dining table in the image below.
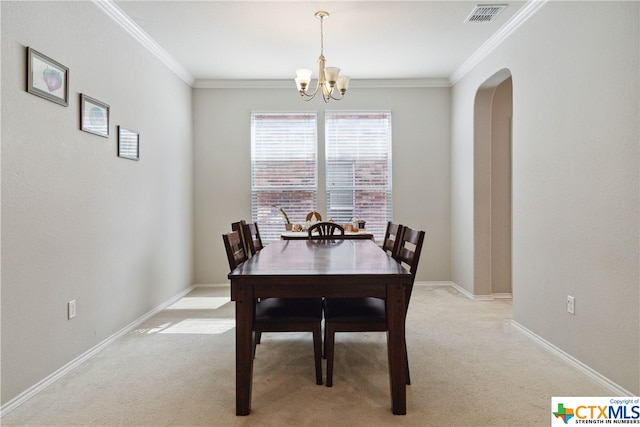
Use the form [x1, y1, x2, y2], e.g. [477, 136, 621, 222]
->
[228, 239, 412, 415]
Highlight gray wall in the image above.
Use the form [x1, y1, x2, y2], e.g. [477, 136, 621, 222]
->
[192, 86, 451, 285]
[1, 1, 193, 404]
[451, 1, 639, 394]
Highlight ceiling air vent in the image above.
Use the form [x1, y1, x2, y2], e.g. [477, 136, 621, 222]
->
[466, 5, 507, 23]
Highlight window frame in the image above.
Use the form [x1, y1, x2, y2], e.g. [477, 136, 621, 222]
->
[325, 110, 393, 241]
[250, 110, 392, 243]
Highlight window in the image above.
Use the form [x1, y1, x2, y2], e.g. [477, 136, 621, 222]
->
[325, 111, 392, 241]
[251, 112, 317, 243]
[251, 110, 392, 243]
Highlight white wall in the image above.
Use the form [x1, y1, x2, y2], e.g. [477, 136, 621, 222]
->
[193, 86, 451, 285]
[451, 1, 639, 393]
[1, 1, 193, 404]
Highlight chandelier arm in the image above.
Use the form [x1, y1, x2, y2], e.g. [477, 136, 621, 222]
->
[299, 82, 321, 100]
[321, 86, 331, 103]
[300, 83, 325, 100]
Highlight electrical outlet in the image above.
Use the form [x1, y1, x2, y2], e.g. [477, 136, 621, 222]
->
[567, 295, 575, 315]
[68, 300, 76, 319]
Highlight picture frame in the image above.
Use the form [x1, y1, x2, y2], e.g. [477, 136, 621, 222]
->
[27, 47, 69, 106]
[80, 94, 110, 137]
[118, 126, 140, 161]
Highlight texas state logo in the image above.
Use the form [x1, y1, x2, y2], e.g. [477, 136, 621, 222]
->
[553, 402, 576, 424]
[552, 397, 640, 426]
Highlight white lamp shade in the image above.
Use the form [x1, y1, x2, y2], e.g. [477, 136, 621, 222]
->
[324, 67, 340, 84]
[296, 68, 313, 86]
[337, 75, 350, 92]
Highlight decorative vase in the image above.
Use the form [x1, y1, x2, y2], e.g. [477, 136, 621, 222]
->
[285, 223, 292, 231]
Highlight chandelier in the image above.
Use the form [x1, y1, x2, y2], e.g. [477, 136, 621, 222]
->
[295, 11, 350, 103]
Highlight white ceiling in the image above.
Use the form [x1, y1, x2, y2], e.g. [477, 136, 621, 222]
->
[111, 1, 530, 85]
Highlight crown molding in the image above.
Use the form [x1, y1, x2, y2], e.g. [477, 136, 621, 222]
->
[92, 0, 195, 86]
[94, 0, 545, 89]
[93, 0, 447, 90]
[193, 78, 451, 89]
[448, 0, 548, 85]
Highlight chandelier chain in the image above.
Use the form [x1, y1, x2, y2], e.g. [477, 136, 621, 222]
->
[319, 17, 324, 57]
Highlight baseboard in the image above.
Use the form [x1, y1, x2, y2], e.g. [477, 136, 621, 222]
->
[511, 321, 633, 396]
[4, 282, 628, 416]
[448, 281, 473, 299]
[446, 283, 629, 395]
[413, 280, 457, 287]
[0, 284, 196, 417]
[448, 282, 512, 300]
[193, 283, 229, 288]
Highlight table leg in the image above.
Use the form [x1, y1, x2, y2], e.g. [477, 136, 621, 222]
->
[386, 283, 407, 415]
[235, 283, 254, 416]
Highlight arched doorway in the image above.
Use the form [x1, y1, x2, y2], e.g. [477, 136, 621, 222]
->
[474, 69, 512, 298]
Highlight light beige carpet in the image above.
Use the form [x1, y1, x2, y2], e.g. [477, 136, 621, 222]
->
[2, 284, 612, 426]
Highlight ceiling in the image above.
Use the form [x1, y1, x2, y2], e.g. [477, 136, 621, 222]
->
[112, 1, 529, 85]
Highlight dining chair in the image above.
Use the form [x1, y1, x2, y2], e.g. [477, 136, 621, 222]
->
[382, 221, 404, 258]
[223, 230, 249, 271]
[242, 221, 264, 256]
[231, 220, 247, 253]
[322, 225, 425, 387]
[239, 219, 283, 345]
[307, 222, 345, 239]
[222, 230, 324, 385]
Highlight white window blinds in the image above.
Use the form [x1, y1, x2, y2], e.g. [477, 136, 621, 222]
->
[325, 111, 392, 241]
[251, 111, 317, 243]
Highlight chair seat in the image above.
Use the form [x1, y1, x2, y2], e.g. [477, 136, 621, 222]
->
[256, 298, 322, 322]
[323, 297, 386, 323]
[255, 297, 324, 385]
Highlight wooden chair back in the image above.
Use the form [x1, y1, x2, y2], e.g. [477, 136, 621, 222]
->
[231, 220, 247, 250]
[395, 226, 426, 309]
[307, 222, 345, 239]
[382, 222, 404, 258]
[222, 230, 248, 271]
[243, 222, 264, 256]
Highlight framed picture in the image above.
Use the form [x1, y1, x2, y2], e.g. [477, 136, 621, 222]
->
[27, 47, 69, 106]
[118, 126, 139, 161]
[80, 94, 109, 137]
